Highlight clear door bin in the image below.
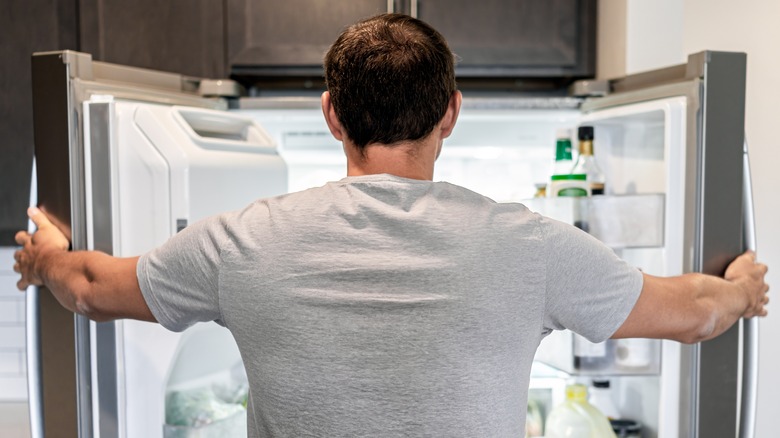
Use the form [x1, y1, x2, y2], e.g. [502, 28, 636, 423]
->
[522, 194, 665, 249]
[535, 330, 661, 376]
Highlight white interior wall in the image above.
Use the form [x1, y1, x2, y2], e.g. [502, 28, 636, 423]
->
[600, 0, 780, 435]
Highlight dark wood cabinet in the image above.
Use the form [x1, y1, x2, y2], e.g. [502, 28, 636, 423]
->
[1, 0, 225, 246]
[227, 0, 394, 84]
[415, 0, 595, 79]
[225, 0, 595, 88]
[79, 0, 226, 78]
[0, 0, 78, 245]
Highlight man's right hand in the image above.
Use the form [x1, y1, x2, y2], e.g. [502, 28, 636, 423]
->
[725, 250, 769, 318]
[613, 250, 769, 344]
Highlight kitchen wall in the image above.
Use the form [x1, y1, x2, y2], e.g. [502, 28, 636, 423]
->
[600, 0, 780, 434]
[0, 249, 27, 401]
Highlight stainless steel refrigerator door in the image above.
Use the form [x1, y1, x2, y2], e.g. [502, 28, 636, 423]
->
[689, 51, 746, 438]
[31, 50, 230, 438]
[31, 50, 94, 438]
[581, 51, 748, 438]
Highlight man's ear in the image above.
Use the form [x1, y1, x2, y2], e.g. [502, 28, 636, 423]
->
[439, 91, 462, 140]
[321, 91, 345, 141]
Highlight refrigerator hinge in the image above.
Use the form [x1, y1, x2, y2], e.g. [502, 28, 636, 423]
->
[569, 79, 610, 97]
[195, 78, 243, 98]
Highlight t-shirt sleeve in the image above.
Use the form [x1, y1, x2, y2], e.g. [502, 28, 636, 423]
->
[541, 215, 643, 342]
[137, 214, 232, 332]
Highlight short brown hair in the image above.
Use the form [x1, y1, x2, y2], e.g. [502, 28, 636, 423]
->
[324, 14, 457, 151]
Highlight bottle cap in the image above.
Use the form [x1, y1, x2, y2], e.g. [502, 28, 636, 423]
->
[592, 379, 611, 388]
[551, 173, 586, 181]
[556, 128, 571, 139]
[565, 384, 588, 401]
[555, 137, 573, 161]
[578, 126, 594, 140]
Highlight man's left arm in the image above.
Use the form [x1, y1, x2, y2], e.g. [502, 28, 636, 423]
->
[13, 207, 155, 323]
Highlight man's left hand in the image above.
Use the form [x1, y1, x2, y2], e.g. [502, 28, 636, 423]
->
[13, 207, 70, 290]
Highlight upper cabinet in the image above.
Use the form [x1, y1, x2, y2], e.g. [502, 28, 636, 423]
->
[227, 0, 396, 84]
[226, 0, 595, 88]
[0, 0, 79, 245]
[416, 0, 595, 79]
[79, 0, 226, 78]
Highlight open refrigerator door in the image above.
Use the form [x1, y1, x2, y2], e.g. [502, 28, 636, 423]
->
[31, 50, 288, 437]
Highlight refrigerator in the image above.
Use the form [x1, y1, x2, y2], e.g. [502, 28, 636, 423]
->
[28, 49, 755, 438]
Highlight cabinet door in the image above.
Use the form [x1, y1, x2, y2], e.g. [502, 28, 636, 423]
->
[227, 0, 395, 79]
[0, 0, 78, 245]
[414, 0, 595, 78]
[79, 0, 225, 78]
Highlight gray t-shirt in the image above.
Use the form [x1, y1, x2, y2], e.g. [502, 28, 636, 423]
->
[138, 174, 643, 437]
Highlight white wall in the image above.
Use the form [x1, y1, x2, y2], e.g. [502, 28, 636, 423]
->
[626, 0, 685, 74]
[0, 248, 28, 401]
[602, 0, 780, 435]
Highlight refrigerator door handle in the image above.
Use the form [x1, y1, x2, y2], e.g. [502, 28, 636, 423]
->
[25, 285, 44, 438]
[739, 136, 759, 438]
[25, 159, 44, 438]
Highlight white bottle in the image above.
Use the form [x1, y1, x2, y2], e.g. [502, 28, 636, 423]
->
[546, 384, 617, 438]
[614, 338, 654, 370]
[589, 379, 620, 420]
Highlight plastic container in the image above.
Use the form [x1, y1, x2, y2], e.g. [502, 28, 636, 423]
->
[614, 338, 654, 370]
[588, 379, 620, 420]
[573, 335, 612, 371]
[610, 419, 642, 438]
[545, 384, 617, 438]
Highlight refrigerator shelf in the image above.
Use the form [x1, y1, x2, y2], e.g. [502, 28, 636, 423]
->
[521, 194, 665, 249]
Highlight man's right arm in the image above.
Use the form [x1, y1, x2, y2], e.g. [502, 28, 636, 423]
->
[612, 251, 769, 344]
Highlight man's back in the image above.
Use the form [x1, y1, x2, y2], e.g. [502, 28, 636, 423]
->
[138, 174, 642, 437]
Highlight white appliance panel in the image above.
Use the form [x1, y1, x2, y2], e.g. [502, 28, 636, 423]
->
[84, 99, 288, 437]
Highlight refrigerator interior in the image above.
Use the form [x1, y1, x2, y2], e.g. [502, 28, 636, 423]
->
[84, 98, 287, 437]
[239, 94, 689, 438]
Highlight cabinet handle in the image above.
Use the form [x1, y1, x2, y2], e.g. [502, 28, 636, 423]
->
[411, 0, 418, 17]
[387, 0, 394, 13]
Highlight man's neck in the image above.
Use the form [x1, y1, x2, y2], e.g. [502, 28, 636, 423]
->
[344, 139, 440, 181]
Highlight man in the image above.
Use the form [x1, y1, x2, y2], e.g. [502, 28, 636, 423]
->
[14, 13, 769, 437]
